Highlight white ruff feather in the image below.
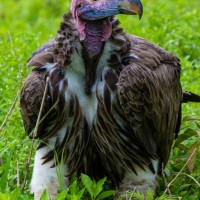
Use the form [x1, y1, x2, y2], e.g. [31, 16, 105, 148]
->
[30, 145, 69, 200]
[116, 160, 159, 197]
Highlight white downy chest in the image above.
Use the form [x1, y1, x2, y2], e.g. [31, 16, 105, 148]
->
[65, 41, 114, 126]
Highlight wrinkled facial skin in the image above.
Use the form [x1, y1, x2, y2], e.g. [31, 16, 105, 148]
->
[75, 0, 119, 20]
[70, 0, 142, 42]
[71, 0, 143, 21]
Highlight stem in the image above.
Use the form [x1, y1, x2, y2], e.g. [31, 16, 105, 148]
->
[164, 148, 198, 195]
[33, 76, 50, 138]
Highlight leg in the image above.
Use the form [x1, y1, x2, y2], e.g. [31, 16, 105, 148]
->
[114, 160, 159, 199]
[30, 144, 69, 200]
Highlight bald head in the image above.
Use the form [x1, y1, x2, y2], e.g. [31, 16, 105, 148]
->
[70, 0, 143, 20]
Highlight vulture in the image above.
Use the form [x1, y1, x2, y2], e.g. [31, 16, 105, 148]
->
[20, 0, 200, 199]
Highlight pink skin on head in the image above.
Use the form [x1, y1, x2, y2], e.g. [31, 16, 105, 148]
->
[70, 0, 112, 42]
[70, 0, 86, 40]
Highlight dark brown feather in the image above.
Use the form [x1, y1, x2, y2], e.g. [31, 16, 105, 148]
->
[20, 69, 49, 137]
[117, 35, 182, 167]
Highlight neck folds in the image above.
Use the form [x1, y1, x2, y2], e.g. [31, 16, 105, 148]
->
[78, 19, 112, 95]
[80, 18, 112, 58]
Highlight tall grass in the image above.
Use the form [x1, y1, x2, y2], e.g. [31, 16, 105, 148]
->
[0, 0, 199, 199]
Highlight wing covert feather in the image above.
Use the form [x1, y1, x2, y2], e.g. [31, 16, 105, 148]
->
[118, 35, 182, 166]
[27, 39, 57, 67]
[20, 70, 49, 136]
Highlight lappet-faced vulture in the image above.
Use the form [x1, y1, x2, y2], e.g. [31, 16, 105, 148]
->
[20, 0, 200, 199]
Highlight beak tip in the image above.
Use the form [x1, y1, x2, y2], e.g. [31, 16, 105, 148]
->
[137, 1, 143, 20]
[121, 0, 143, 19]
[139, 12, 143, 20]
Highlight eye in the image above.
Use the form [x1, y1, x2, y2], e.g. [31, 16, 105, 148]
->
[77, 3, 83, 9]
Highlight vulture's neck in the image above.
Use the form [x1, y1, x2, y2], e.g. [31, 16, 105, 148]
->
[81, 18, 112, 56]
[81, 19, 111, 95]
[54, 14, 129, 95]
[82, 21, 106, 58]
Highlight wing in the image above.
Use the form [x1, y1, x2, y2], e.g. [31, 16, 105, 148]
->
[20, 70, 49, 136]
[20, 68, 68, 140]
[27, 39, 57, 67]
[20, 40, 68, 140]
[118, 35, 182, 167]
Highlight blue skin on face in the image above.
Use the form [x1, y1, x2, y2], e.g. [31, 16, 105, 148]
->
[78, 1, 120, 20]
[77, 0, 142, 21]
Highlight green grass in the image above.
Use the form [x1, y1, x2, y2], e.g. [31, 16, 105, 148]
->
[0, 0, 200, 199]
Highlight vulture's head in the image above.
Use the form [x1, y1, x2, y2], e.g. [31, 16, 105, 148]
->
[70, 0, 143, 41]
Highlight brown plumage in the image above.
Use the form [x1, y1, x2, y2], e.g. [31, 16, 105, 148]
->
[20, 0, 200, 199]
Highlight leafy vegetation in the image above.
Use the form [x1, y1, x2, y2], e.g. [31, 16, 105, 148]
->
[0, 0, 199, 199]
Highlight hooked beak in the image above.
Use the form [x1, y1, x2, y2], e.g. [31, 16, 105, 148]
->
[118, 0, 143, 19]
[78, 0, 143, 21]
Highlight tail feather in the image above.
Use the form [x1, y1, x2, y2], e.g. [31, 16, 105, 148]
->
[182, 91, 200, 103]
